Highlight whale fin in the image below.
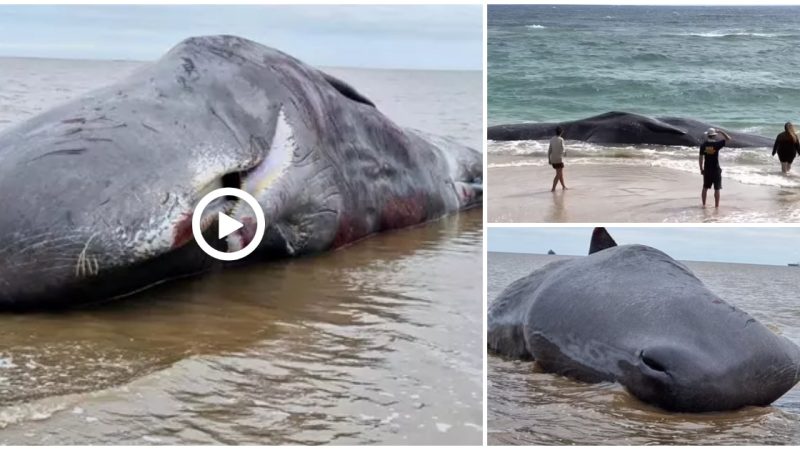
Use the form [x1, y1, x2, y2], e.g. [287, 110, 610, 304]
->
[320, 72, 376, 107]
[589, 227, 617, 254]
[643, 118, 688, 136]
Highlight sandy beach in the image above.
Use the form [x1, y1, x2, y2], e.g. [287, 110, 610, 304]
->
[488, 162, 800, 223]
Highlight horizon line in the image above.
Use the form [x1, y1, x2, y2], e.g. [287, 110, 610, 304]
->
[0, 53, 481, 73]
[487, 250, 794, 267]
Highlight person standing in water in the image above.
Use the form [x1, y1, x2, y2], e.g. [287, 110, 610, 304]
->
[699, 127, 731, 208]
[772, 122, 800, 174]
[548, 126, 567, 192]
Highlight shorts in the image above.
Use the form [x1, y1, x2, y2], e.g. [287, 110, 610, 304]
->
[551, 163, 564, 169]
[778, 149, 797, 164]
[703, 169, 722, 190]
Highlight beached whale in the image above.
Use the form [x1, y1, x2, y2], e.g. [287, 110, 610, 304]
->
[488, 111, 773, 148]
[488, 228, 800, 412]
[0, 35, 482, 310]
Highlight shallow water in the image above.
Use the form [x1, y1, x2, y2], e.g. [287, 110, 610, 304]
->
[488, 252, 800, 445]
[0, 57, 483, 444]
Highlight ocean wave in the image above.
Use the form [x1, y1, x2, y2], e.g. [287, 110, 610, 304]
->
[488, 140, 703, 159]
[488, 140, 799, 188]
[526, 24, 546, 29]
[626, 52, 671, 62]
[489, 160, 545, 169]
[0, 401, 69, 429]
[673, 31, 784, 38]
[490, 156, 800, 189]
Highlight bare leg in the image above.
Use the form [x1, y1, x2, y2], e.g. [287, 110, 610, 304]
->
[558, 168, 567, 189]
[788, 162, 793, 173]
[782, 162, 789, 174]
[551, 172, 558, 192]
[714, 189, 720, 208]
[701, 187, 708, 207]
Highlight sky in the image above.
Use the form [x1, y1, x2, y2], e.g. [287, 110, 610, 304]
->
[0, 5, 482, 70]
[499, 1, 800, 4]
[488, 227, 800, 266]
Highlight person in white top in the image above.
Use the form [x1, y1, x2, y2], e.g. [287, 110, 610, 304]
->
[548, 126, 568, 191]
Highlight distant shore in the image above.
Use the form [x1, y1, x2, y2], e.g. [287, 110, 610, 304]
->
[488, 162, 800, 223]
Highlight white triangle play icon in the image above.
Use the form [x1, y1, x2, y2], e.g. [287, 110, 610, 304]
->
[218, 212, 244, 240]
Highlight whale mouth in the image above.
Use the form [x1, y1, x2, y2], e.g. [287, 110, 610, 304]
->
[231, 217, 258, 249]
[170, 164, 259, 251]
[171, 108, 296, 253]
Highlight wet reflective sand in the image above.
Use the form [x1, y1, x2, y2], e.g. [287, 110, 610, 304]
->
[488, 252, 800, 445]
[0, 210, 482, 444]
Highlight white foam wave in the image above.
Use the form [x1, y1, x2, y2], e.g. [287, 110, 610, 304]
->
[488, 140, 800, 189]
[489, 160, 545, 169]
[676, 31, 781, 38]
[0, 402, 68, 429]
[0, 357, 16, 369]
[526, 24, 546, 29]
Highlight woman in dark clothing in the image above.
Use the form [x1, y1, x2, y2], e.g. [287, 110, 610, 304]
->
[772, 122, 800, 173]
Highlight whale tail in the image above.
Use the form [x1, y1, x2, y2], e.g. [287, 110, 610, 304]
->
[589, 227, 617, 254]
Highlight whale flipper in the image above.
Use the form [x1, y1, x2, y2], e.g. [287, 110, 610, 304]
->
[589, 227, 617, 254]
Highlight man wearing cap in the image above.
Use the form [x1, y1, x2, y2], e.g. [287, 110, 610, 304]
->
[699, 127, 732, 208]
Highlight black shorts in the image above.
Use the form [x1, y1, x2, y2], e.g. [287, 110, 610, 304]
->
[552, 163, 564, 169]
[703, 169, 722, 190]
[778, 149, 797, 164]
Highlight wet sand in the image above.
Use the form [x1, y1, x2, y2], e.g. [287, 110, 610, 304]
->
[0, 209, 483, 445]
[488, 163, 800, 223]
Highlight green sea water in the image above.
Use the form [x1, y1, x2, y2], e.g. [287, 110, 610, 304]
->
[489, 5, 800, 135]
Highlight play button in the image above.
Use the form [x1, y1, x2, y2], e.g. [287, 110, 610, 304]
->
[217, 212, 244, 240]
[191, 187, 265, 261]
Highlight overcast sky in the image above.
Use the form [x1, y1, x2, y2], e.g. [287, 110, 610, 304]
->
[0, 5, 482, 70]
[488, 227, 800, 266]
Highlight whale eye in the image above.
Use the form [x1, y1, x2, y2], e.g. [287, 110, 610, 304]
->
[641, 354, 667, 373]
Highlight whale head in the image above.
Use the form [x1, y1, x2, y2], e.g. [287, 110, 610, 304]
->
[588, 228, 800, 412]
[620, 333, 800, 412]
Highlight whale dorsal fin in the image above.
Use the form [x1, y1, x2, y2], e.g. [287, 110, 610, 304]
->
[643, 117, 688, 136]
[320, 72, 376, 108]
[589, 227, 617, 254]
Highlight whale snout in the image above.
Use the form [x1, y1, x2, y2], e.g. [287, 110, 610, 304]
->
[623, 343, 800, 412]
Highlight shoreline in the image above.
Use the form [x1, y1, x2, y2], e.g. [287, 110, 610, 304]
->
[488, 163, 800, 223]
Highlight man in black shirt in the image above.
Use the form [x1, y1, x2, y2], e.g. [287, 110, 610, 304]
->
[699, 127, 732, 208]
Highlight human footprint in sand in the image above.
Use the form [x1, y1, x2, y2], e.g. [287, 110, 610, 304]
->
[699, 127, 731, 208]
[772, 122, 800, 174]
[548, 126, 568, 192]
